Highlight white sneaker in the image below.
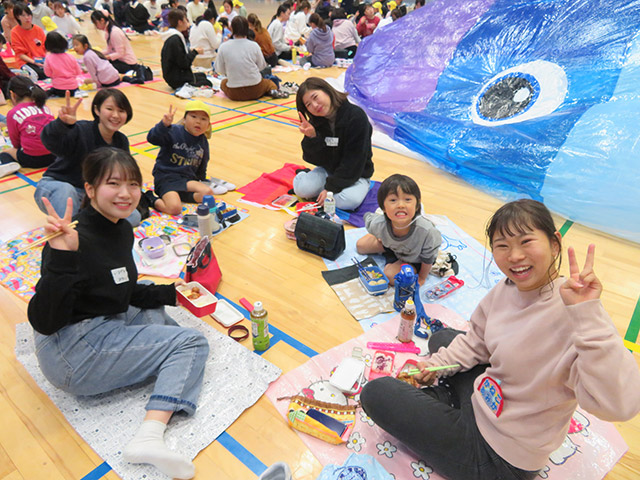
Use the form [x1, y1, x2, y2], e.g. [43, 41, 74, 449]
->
[211, 184, 228, 195]
[21, 65, 38, 82]
[175, 84, 197, 99]
[209, 177, 236, 191]
[193, 87, 214, 98]
[0, 161, 20, 178]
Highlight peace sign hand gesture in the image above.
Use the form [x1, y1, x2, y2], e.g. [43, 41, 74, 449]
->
[298, 113, 316, 138]
[560, 244, 602, 306]
[58, 90, 83, 126]
[163, 105, 177, 127]
[42, 197, 79, 252]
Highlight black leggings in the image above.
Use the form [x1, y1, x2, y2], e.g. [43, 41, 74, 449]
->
[47, 87, 77, 97]
[360, 329, 539, 480]
[0, 150, 55, 168]
[110, 59, 138, 74]
[25, 63, 47, 80]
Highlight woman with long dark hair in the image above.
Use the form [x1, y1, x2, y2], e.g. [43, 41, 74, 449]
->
[294, 77, 374, 210]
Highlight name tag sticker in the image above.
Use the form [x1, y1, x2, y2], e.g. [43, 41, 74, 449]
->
[111, 267, 129, 285]
[478, 375, 504, 417]
[325, 137, 339, 147]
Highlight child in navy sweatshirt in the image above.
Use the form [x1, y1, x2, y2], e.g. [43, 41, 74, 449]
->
[147, 100, 221, 215]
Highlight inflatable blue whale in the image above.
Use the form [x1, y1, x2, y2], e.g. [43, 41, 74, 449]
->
[345, 0, 640, 243]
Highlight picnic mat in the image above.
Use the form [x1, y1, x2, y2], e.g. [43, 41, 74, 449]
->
[322, 215, 505, 330]
[16, 306, 281, 480]
[237, 164, 380, 226]
[334, 181, 380, 228]
[321, 256, 395, 320]
[35, 74, 163, 93]
[237, 163, 304, 208]
[266, 310, 628, 480]
[0, 203, 248, 301]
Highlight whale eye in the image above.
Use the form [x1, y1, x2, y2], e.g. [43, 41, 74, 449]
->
[471, 60, 568, 126]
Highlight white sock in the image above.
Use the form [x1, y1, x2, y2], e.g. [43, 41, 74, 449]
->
[123, 420, 195, 479]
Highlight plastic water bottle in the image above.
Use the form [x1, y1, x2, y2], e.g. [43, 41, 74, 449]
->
[201, 195, 221, 233]
[250, 301, 270, 351]
[394, 264, 417, 312]
[398, 298, 416, 343]
[202, 194, 215, 209]
[324, 191, 336, 216]
[197, 204, 212, 238]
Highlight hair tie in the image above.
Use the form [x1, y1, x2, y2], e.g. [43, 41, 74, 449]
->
[228, 325, 249, 342]
[29, 85, 35, 92]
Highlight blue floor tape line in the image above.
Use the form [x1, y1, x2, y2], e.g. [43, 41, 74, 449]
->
[270, 326, 318, 358]
[217, 431, 268, 476]
[15, 171, 37, 187]
[215, 293, 318, 358]
[80, 461, 111, 480]
[77, 293, 316, 480]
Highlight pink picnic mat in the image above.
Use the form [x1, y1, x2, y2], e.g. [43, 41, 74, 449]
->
[266, 305, 628, 480]
[236, 163, 304, 208]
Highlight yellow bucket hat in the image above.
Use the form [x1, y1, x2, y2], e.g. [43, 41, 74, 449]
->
[184, 100, 211, 117]
[233, 0, 244, 6]
[184, 100, 212, 138]
[372, 2, 382, 13]
[387, 1, 397, 10]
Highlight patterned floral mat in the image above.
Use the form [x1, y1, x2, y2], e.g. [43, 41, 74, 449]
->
[0, 203, 247, 302]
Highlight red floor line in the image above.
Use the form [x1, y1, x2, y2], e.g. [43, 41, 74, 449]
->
[270, 113, 298, 123]
[0, 167, 47, 184]
[211, 112, 246, 126]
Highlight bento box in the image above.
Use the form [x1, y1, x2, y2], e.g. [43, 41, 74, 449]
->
[177, 281, 218, 317]
[358, 265, 390, 295]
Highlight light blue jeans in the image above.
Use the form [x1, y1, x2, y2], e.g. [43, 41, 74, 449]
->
[34, 175, 142, 226]
[292, 167, 370, 211]
[33, 305, 209, 415]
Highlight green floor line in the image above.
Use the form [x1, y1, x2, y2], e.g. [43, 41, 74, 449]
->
[0, 184, 30, 195]
[559, 220, 573, 237]
[127, 130, 149, 137]
[624, 296, 640, 346]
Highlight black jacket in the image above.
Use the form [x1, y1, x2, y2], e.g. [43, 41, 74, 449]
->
[28, 205, 176, 335]
[161, 32, 198, 89]
[125, 3, 150, 31]
[301, 101, 374, 193]
[41, 119, 130, 188]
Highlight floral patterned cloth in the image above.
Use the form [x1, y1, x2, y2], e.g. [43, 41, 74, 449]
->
[266, 307, 628, 480]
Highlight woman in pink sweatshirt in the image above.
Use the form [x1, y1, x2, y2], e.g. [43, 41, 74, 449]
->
[360, 199, 640, 479]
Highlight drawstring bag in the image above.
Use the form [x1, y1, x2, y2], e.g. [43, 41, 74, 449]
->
[185, 236, 222, 294]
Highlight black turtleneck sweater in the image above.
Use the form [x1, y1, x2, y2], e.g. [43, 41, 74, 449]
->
[28, 205, 176, 335]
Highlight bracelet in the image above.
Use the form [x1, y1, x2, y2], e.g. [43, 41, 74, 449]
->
[228, 324, 249, 342]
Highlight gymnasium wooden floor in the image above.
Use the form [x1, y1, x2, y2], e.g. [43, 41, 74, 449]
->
[0, 8, 639, 480]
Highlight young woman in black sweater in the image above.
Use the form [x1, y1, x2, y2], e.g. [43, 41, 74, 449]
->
[294, 77, 374, 210]
[28, 148, 209, 480]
